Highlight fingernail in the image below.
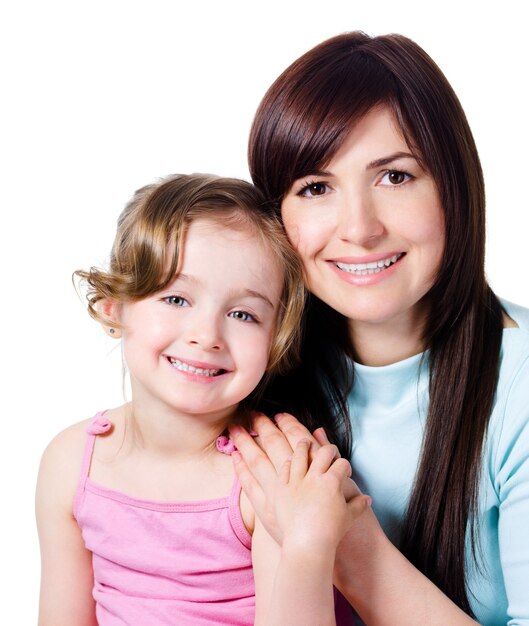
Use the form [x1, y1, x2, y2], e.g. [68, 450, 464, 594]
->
[365, 496, 372, 507]
[273, 413, 285, 423]
[229, 425, 242, 436]
[319, 427, 330, 443]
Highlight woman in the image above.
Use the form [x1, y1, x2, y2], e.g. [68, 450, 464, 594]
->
[229, 32, 529, 625]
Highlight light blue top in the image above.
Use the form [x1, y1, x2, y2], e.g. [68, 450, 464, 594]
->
[348, 300, 529, 625]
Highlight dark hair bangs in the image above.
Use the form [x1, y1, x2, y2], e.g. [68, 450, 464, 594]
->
[249, 48, 399, 207]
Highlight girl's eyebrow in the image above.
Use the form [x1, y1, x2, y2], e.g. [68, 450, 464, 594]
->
[242, 289, 275, 310]
[366, 151, 415, 169]
[166, 275, 275, 309]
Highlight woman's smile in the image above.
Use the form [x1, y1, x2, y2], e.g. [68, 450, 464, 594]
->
[281, 106, 444, 330]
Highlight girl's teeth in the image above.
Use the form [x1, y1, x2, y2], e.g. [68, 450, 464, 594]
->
[169, 358, 220, 377]
[335, 254, 402, 275]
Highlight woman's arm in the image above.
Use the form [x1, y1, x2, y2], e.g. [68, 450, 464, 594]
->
[36, 426, 97, 626]
[231, 415, 477, 626]
[248, 440, 369, 626]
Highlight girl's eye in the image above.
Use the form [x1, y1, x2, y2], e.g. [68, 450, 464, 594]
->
[379, 170, 413, 186]
[297, 181, 329, 197]
[164, 295, 189, 307]
[228, 310, 256, 323]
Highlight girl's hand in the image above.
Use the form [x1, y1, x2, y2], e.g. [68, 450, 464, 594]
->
[230, 413, 365, 543]
[273, 439, 371, 552]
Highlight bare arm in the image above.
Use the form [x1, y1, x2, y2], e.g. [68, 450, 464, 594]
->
[230, 414, 477, 626]
[36, 425, 97, 626]
[239, 439, 370, 626]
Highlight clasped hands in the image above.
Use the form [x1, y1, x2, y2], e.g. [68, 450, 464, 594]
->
[229, 412, 371, 551]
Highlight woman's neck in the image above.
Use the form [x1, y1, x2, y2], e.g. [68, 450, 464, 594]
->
[348, 308, 427, 367]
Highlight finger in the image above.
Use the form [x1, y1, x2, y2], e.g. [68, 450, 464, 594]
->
[307, 443, 340, 475]
[250, 413, 297, 472]
[288, 439, 311, 482]
[346, 494, 373, 520]
[229, 424, 280, 489]
[325, 457, 353, 483]
[342, 476, 362, 502]
[231, 451, 268, 516]
[313, 427, 331, 447]
[278, 457, 292, 485]
[274, 413, 321, 457]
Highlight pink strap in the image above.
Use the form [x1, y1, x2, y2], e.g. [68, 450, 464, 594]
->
[73, 412, 112, 519]
[228, 477, 252, 549]
[215, 429, 258, 455]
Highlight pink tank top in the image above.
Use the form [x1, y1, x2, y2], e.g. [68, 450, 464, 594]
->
[73, 413, 254, 626]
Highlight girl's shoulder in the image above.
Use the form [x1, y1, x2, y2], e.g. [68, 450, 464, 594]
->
[37, 417, 96, 519]
[38, 408, 125, 513]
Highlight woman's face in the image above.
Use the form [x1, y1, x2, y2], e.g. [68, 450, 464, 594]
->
[281, 106, 445, 333]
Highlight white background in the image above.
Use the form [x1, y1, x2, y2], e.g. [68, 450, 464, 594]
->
[1, 0, 528, 620]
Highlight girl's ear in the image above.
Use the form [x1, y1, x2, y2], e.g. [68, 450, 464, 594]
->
[98, 299, 122, 339]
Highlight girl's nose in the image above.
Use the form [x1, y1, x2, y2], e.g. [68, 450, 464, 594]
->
[185, 319, 225, 352]
[337, 190, 385, 246]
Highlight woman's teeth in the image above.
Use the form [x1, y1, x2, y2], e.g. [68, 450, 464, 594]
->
[168, 357, 222, 377]
[335, 253, 403, 275]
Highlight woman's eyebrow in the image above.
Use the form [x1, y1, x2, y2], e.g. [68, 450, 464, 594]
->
[366, 151, 415, 169]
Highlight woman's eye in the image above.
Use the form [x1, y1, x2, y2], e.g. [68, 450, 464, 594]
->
[298, 181, 328, 197]
[229, 310, 256, 323]
[379, 170, 412, 186]
[164, 295, 189, 307]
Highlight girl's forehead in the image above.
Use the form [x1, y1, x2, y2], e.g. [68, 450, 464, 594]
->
[179, 218, 283, 277]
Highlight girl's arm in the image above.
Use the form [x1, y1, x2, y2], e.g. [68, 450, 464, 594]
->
[36, 425, 97, 626]
[231, 416, 477, 626]
[243, 440, 370, 626]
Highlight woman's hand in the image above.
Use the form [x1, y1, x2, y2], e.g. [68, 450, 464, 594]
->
[229, 412, 364, 543]
[273, 438, 371, 551]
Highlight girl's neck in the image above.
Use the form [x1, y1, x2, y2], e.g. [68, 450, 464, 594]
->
[348, 307, 427, 367]
[124, 396, 236, 459]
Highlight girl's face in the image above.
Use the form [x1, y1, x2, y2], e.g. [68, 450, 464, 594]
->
[116, 219, 284, 421]
[281, 106, 445, 335]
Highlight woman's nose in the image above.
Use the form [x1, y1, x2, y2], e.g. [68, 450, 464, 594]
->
[337, 190, 385, 246]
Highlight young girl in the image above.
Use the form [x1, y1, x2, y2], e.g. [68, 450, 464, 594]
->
[36, 173, 370, 626]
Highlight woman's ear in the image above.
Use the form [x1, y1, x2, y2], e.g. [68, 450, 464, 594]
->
[98, 299, 122, 339]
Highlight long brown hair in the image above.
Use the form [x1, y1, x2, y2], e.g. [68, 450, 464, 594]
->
[248, 32, 503, 614]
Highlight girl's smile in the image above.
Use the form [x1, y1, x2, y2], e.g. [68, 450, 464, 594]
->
[165, 355, 231, 381]
[115, 218, 284, 421]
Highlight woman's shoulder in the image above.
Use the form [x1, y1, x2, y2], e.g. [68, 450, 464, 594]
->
[498, 298, 529, 376]
[501, 298, 529, 334]
[487, 301, 529, 474]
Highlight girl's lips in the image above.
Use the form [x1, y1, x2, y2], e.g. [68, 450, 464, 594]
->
[164, 356, 231, 381]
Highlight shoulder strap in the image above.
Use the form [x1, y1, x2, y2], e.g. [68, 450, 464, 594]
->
[228, 477, 252, 549]
[73, 412, 112, 519]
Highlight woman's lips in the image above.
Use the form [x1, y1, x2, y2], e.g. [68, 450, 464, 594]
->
[328, 252, 405, 285]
